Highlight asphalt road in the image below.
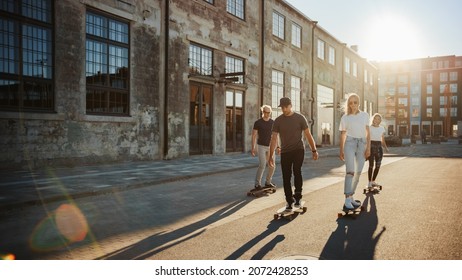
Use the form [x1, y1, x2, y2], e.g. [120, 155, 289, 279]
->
[1, 143, 461, 260]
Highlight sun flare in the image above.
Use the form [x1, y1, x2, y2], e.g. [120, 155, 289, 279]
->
[362, 15, 422, 61]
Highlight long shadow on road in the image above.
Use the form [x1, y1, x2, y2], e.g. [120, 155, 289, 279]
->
[97, 199, 250, 260]
[319, 194, 386, 260]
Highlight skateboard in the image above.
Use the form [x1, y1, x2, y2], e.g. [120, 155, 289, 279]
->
[337, 200, 364, 219]
[363, 184, 382, 194]
[274, 201, 307, 220]
[247, 186, 276, 197]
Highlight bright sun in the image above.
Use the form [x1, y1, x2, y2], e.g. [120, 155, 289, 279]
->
[362, 15, 422, 61]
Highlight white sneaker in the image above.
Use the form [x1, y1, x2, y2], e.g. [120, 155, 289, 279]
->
[351, 197, 361, 207]
[372, 181, 378, 187]
[344, 197, 354, 209]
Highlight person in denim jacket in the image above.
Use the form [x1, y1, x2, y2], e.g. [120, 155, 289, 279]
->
[339, 93, 371, 209]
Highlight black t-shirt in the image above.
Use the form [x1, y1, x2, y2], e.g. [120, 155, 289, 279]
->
[253, 118, 274, 146]
[272, 112, 308, 153]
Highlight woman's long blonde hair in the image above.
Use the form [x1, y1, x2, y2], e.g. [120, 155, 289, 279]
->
[344, 93, 360, 115]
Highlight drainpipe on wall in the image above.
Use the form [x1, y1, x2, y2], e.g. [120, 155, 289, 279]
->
[259, 0, 265, 107]
[310, 21, 318, 134]
[163, 0, 170, 159]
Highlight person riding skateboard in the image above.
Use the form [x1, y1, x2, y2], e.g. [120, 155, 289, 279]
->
[269, 97, 318, 212]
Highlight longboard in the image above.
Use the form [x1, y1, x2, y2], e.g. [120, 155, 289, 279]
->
[337, 200, 364, 219]
[247, 186, 276, 197]
[274, 201, 307, 220]
[363, 185, 382, 194]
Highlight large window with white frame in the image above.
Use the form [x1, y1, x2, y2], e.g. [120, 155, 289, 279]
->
[450, 71, 458, 81]
[86, 9, 130, 115]
[352, 62, 357, 77]
[0, 0, 54, 111]
[272, 70, 284, 110]
[344, 57, 350, 74]
[227, 0, 244, 19]
[317, 39, 325, 60]
[328, 46, 335, 65]
[291, 22, 301, 48]
[272, 11, 285, 39]
[290, 76, 301, 112]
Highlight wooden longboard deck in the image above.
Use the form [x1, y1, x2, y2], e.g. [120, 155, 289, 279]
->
[274, 201, 307, 220]
[338, 201, 364, 219]
[247, 187, 276, 197]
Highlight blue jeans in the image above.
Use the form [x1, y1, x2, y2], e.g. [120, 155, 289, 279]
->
[344, 136, 367, 196]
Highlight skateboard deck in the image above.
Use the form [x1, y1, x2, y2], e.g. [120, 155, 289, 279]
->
[337, 200, 364, 219]
[274, 201, 307, 220]
[247, 186, 276, 197]
[363, 185, 382, 194]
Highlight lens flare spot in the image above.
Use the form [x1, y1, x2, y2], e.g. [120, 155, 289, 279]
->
[0, 253, 15, 260]
[55, 203, 89, 242]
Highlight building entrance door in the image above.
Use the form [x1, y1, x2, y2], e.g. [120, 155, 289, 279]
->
[189, 82, 213, 155]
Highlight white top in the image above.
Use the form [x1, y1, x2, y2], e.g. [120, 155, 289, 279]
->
[339, 111, 370, 138]
[370, 125, 386, 141]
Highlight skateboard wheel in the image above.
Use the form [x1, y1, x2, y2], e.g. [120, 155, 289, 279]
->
[302, 206, 307, 212]
[363, 189, 367, 194]
[337, 213, 342, 218]
[274, 214, 279, 220]
[379, 186, 383, 190]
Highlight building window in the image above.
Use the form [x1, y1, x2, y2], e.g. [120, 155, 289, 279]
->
[450, 83, 457, 93]
[317, 39, 325, 60]
[328, 46, 335, 65]
[227, 0, 244, 19]
[272, 11, 284, 39]
[440, 72, 448, 82]
[439, 108, 447, 117]
[352, 62, 357, 77]
[271, 70, 284, 110]
[426, 108, 432, 118]
[370, 73, 374, 86]
[450, 71, 458, 81]
[0, 0, 54, 111]
[364, 69, 368, 83]
[398, 86, 408, 95]
[426, 85, 433, 94]
[291, 22, 301, 48]
[426, 73, 433, 83]
[290, 76, 301, 112]
[439, 84, 449, 94]
[189, 43, 213, 76]
[225, 55, 244, 84]
[344, 57, 350, 74]
[86, 10, 129, 115]
[398, 98, 408, 106]
[426, 97, 432, 106]
[440, 96, 447, 106]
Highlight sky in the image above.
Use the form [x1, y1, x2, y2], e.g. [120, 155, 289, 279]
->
[285, 0, 462, 62]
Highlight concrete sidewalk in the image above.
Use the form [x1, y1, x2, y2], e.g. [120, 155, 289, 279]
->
[0, 147, 340, 210]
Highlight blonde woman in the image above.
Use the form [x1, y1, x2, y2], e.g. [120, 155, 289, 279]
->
[367, 113, 389, 189]
[339, 93, 371, 209]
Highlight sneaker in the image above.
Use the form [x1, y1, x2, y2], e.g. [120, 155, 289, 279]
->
[254, 185, 262, 190]
[371, 181, 379, 187]
[265, 182, 276, 188]
[351, 197, 361, 207]
[344, 197, 354, 209]
[284, 203, 293, 212]
[294, 199, 302, 209]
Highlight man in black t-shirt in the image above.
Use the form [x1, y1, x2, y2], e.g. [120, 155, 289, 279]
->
[251, 105, 276, 189]
[269, 97, 319, 211]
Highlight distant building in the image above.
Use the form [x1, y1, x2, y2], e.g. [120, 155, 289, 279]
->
[377, 56, 462, 138]
[0, 0, 378, 168]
